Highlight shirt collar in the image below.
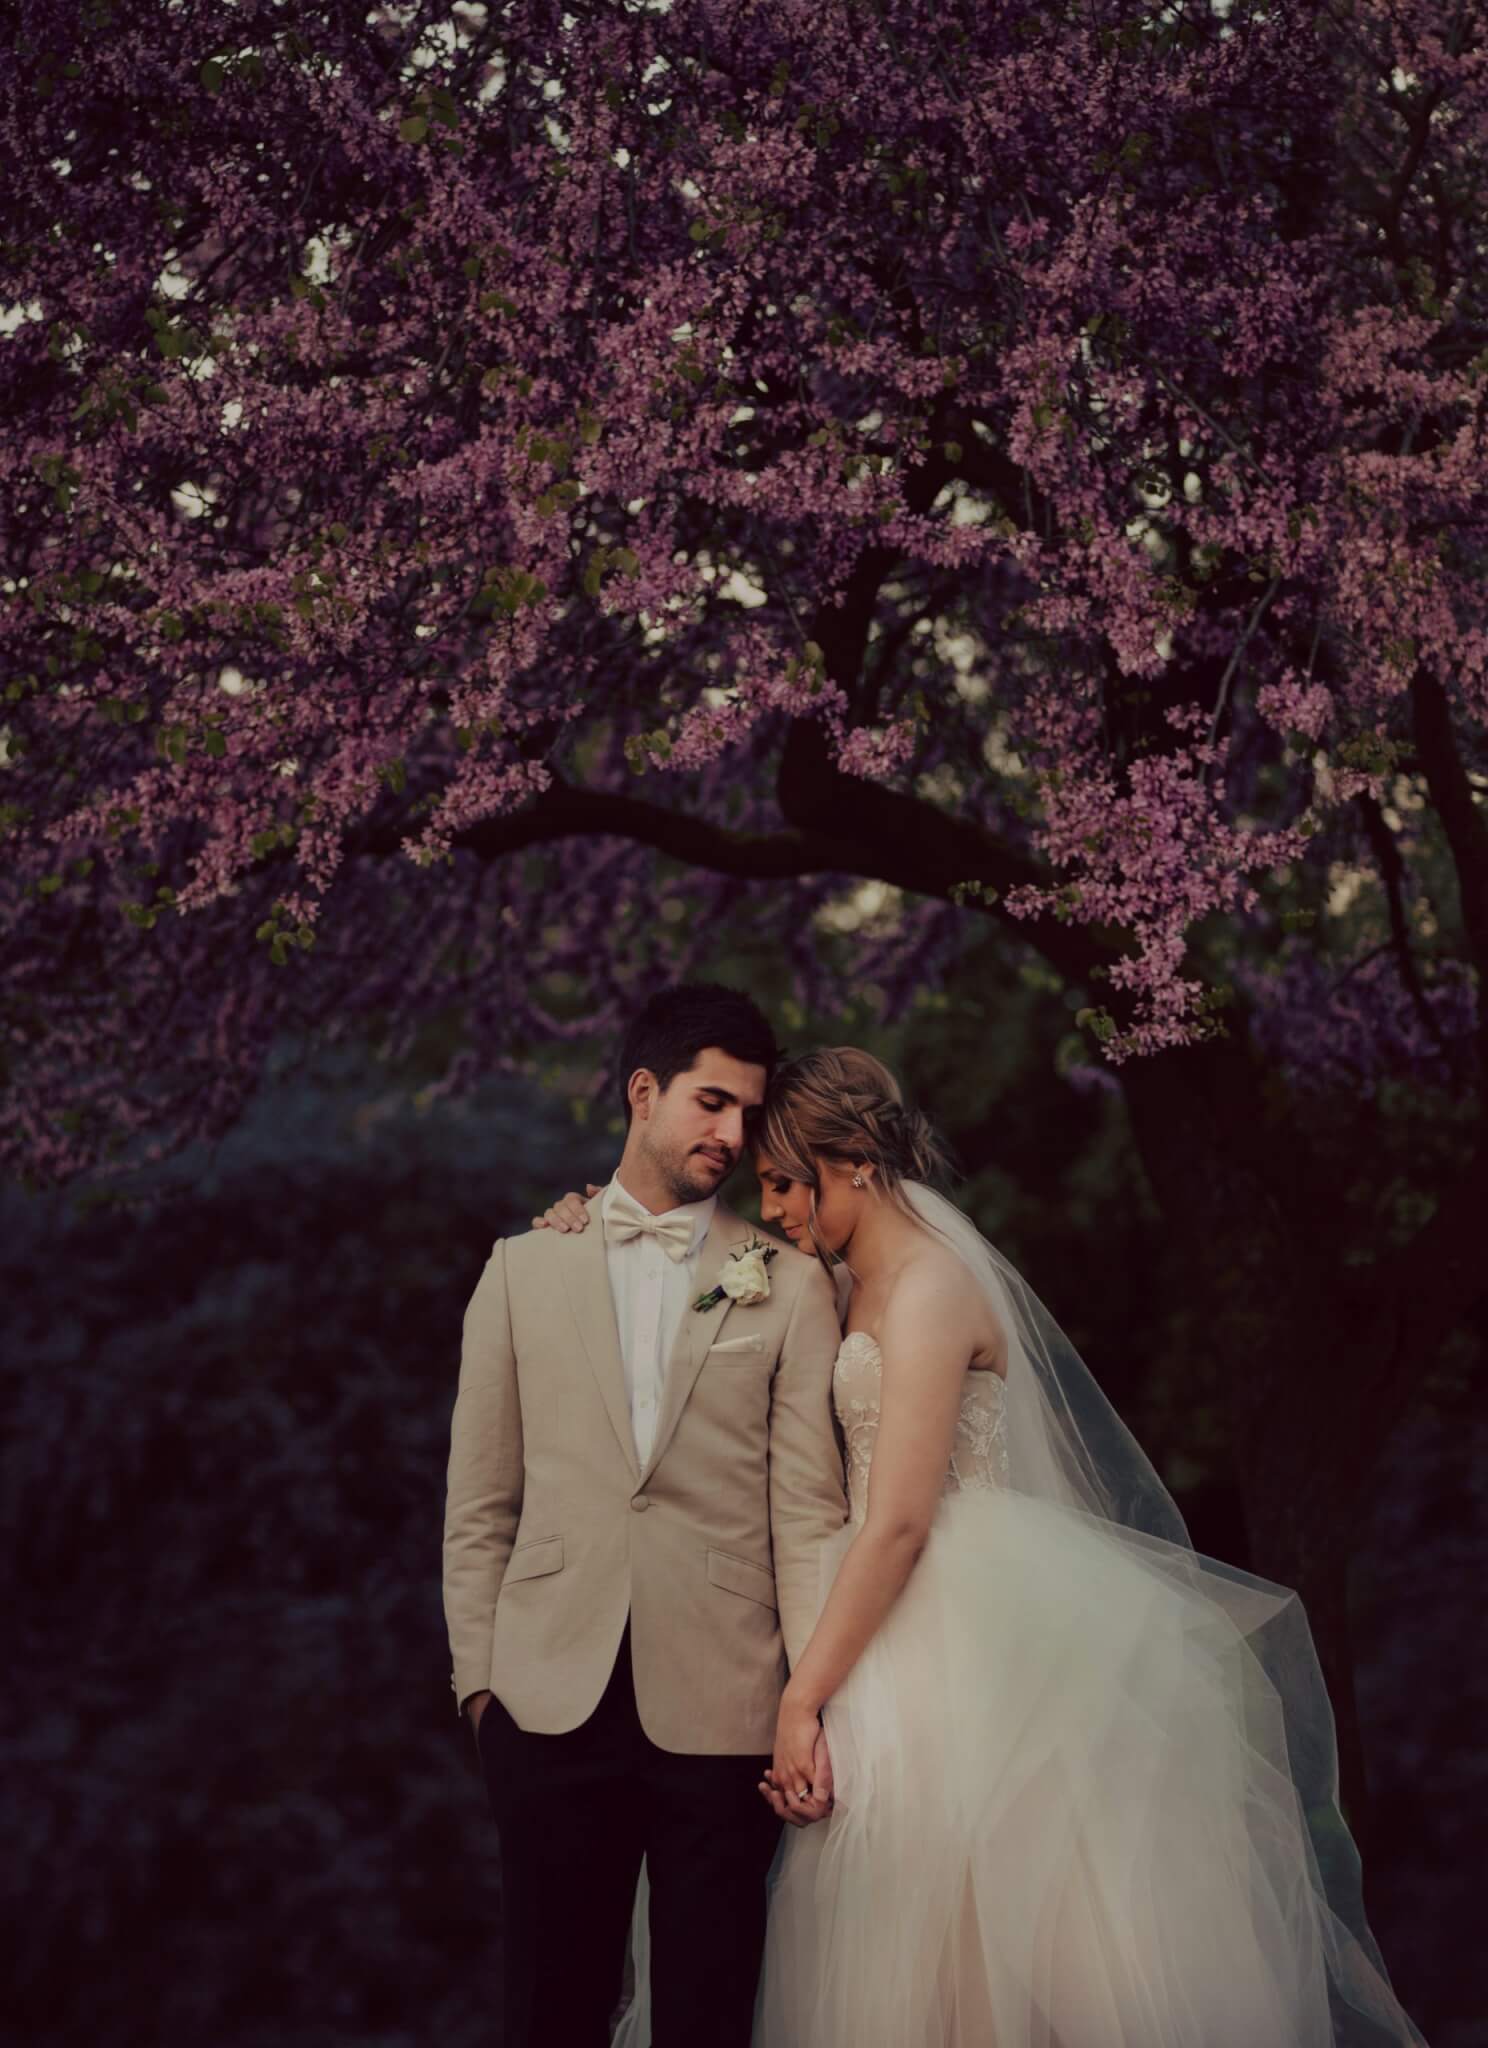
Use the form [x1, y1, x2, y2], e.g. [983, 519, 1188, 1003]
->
[604, 1173, 717, 1256]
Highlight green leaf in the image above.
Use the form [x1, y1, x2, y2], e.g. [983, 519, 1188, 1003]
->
[399, 114, 428, 144]
[200, 58, 225, 94]
[204, 727, 227, 759]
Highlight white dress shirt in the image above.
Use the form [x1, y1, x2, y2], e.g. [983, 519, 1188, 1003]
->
[601, 1174, 716, 1467]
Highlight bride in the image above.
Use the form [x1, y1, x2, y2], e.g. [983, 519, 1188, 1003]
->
[539, 1045, 1426, 2047]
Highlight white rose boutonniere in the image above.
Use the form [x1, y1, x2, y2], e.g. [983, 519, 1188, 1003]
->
[693, 1236, 778, 1313]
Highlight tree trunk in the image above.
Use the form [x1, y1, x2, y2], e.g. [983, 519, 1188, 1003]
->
[1113, 1048, 1383, 1837]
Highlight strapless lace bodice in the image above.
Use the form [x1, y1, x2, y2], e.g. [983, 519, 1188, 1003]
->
[834, 1329, 1010, 1525]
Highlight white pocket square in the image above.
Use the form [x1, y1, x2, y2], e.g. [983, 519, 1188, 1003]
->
[709, 1334, 765, 1355]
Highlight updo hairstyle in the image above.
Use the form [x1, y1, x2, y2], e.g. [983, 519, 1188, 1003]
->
[759, 1046, 952, 1254]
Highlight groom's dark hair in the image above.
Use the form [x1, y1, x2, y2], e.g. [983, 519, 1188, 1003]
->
[617, 982, 779, 1123]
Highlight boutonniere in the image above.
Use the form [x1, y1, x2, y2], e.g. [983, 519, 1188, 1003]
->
[692, 1236, 778, 1313]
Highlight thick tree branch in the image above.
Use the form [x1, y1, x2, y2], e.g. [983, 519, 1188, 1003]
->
[359, 768, 1115, 989]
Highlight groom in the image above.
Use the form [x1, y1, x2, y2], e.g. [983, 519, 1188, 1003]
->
[443, 982, 848, 2048]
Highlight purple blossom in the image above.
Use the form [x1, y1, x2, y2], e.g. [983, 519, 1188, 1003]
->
[0, 0, 1484, 1179]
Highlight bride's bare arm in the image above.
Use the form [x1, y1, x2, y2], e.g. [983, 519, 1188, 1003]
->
[530, 1183, 602, 1231]
[769, 1260, 989, 1803]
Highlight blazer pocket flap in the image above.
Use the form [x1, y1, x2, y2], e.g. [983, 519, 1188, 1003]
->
[708, 1334, 765, 1358]
[707, 1548, 777, 1610]
[503, 1536, 564, 1585]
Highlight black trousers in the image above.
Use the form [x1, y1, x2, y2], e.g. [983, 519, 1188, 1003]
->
[480, 1625, 782, 2048]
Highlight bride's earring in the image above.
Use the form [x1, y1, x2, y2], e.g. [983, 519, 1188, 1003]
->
[852, 1172, 864, 1189]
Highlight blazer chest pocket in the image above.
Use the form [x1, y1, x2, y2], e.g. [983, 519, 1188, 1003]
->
[707, 1548, 777, 1610]
[707, 1334, 765, 1364]
[503, 1536, 564, 1586]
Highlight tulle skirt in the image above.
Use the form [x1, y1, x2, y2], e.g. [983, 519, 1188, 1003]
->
[754, 1487, 1423, 2048]
[617, 1484, 1424, 2047]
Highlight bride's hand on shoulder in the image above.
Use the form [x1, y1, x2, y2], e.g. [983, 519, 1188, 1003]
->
[531, 1184, 603, 1231]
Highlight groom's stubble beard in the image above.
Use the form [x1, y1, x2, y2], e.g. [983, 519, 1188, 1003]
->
[641, 1122, 733, 1206]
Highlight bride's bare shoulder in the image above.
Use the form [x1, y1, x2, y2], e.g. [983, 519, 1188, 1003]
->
[899, 1242, 1007, 1373]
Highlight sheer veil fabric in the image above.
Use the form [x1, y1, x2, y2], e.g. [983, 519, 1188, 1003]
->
[614, 1183, 1426, 2047]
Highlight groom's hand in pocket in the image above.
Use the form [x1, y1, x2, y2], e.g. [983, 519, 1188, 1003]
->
[532, 1185, 602, 1231]
[465, 1690, 493, 1746]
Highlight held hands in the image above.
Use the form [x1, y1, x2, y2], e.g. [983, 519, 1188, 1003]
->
[532, 1184, 602, 1231]
[759, 1692, 834, 1827]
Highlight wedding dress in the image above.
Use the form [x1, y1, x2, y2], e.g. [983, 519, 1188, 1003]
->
[620, 1186, 1427, 2048]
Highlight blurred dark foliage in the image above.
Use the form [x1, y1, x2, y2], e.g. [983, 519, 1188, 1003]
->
[3, 1069, 579, 2048]
[4, 1046, 1482, 2046]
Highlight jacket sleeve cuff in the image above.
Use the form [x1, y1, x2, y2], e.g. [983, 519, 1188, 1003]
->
[451, 1666, 493, 1717]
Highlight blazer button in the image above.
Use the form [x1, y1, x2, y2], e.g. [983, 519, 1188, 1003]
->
[630, 1495, 650, 1512]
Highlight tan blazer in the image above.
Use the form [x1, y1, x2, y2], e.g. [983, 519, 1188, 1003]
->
[442, 1196, 848, 1754]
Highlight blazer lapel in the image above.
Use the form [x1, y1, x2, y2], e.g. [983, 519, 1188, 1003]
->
[639, 1205, 752, 1486]
[566, 1193, 641, 1481]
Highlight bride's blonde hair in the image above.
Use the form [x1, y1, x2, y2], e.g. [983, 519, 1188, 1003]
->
[759, 1047, 952, 1256]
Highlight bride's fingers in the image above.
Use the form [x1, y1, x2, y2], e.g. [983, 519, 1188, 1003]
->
[772, 1763, 812, 1806]
[762, 1772, 830, 1826]
[535, 1186, 602, 1233]
[759, 1777, 811, 1827]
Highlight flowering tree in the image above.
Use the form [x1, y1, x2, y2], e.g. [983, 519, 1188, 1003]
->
[4, 0, 1485, 1815]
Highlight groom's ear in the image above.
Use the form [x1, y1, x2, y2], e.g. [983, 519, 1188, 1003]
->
[626, 1065, 658, 1121]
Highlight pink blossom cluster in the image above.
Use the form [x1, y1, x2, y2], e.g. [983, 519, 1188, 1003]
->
[1, 0, 1484, 1178]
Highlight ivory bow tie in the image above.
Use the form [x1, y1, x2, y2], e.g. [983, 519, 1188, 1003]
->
[603, 1192, 697, 1263]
